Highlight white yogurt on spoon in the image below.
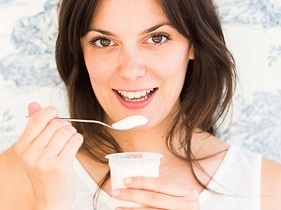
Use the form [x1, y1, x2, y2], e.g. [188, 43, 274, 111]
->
[111, 115, 148, 130]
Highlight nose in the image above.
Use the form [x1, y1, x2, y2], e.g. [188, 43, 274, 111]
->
[118, 45, 146, 81]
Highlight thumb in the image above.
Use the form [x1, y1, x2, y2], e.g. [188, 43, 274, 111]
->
[28, 102, 42, 116]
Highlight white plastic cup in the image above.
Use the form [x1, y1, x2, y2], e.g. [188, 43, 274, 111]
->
[105, 152, 163, 208]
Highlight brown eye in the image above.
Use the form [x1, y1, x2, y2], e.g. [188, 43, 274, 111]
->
[90, 37, 114, 48]
[151, 35, 163, 43]
[100, 38, 111, 47]
[147, 33, 170, 44]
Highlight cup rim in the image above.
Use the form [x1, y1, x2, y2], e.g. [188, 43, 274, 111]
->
[105, 152, 164, 159]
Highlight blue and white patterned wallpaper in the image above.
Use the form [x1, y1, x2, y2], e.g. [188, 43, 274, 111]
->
[215, 0, 281, 162]
[0, 0, 280, 162]
[0, 0, 67, 152]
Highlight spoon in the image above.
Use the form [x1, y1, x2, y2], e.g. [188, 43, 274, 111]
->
[59, 115, 148, 130]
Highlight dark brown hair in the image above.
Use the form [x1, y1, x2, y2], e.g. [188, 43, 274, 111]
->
[56, 0, 236, 196]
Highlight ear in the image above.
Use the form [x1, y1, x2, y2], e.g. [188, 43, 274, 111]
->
[188, 45, 195, 60]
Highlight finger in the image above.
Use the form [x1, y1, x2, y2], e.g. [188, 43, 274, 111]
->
[16, 119, 72, 168]
[27, 119, 71, 150]
[15, 106, 59, 159]
[123, 177, 188, 196]
[18, 106, 59, 147]
[28, 102, 42, 116]
[58, 133, 83, 163]
[112, 188, 199, 210]
[44, 123, 79, 157]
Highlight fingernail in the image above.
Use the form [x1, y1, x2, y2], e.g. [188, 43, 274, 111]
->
[123, 177, 133, 185]
[112, 189, 121, 197]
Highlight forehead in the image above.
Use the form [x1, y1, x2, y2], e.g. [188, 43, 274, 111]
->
[91, 0, 168, 31]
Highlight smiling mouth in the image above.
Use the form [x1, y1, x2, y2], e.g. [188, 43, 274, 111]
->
[115, 88, 157, 102]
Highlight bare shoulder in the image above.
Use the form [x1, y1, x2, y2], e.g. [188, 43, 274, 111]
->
[261, 158, 281, 210]
[0, 146, 32, 209]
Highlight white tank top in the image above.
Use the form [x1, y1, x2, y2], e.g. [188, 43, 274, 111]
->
[72, 145, 262, 210]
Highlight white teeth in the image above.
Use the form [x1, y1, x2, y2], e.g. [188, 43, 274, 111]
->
[128, 92, 134, 99]
[134, 91, 141, 98]
[117, 89, 154, 100]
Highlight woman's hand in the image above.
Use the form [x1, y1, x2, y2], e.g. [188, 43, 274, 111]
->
[14, 102, 83, 210]
[111, 176, 200, 210]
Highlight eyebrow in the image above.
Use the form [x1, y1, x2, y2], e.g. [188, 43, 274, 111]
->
[88, 23, 173, 36]
[141, 23, 172, 34]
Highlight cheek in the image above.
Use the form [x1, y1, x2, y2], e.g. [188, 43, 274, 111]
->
[84, 57, 113, 82]
[154, 50, 189, 79]
[84, 59, 111, 104]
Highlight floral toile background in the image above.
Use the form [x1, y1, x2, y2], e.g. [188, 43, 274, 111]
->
[0, 0, 280, 162]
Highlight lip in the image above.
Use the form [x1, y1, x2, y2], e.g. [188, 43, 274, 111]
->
[113, 88, 157, 109]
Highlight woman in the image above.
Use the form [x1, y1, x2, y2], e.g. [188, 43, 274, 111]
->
[0, 0, 280, 209]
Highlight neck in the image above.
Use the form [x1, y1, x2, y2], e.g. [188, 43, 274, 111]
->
[114, 127, 169, 152]
[110, 115, 173, 155]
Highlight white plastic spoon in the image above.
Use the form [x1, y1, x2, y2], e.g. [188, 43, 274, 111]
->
[59, 115, 148, 130]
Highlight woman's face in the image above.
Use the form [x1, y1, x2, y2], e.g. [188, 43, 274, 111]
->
[80, 0, 194, 128]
